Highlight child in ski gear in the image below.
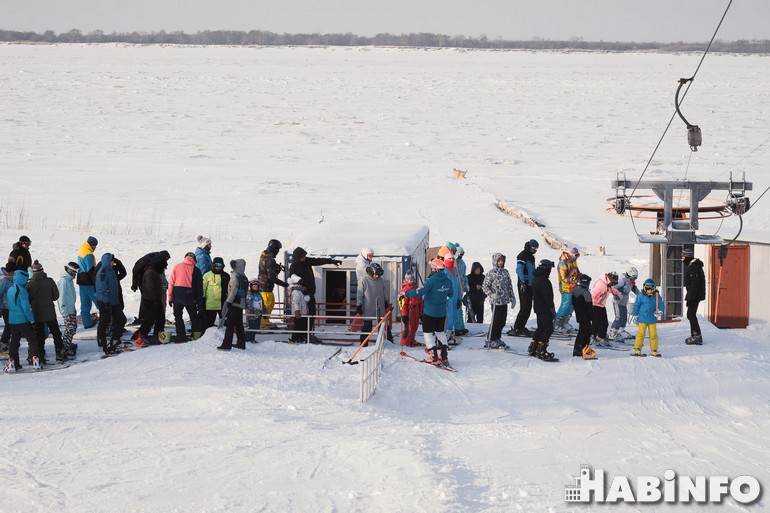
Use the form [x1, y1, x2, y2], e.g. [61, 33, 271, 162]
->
[288, 275, 310, 343]
[56, 262, 80, 358]
[682, 248, 705, 345]
[202, 256, 230, 330]
[246, 279, 263, 330]
[95, 253, 122, 354]
[168, 252, 204, 342]
[609, 267, 639, 341]
[6, 270, 42, 371]
[398, 270, 423, 347]
[571, 274, 594, 358]
[218, 259, 248, 350]
[405, 258, 453, 365]
[258, 239, 288, 329]
[466, 262, 486, 323]
[591, 272, 621, 346]
[356, 263, 389, 345]
[0, 265, 14, 353]
[632, 279, 665, 357]
[288, 246, 342, 341]
[481, 252, 515, 349]
[443, 253, 463, 344]
[511, 239, 538, 337]
[26, 260, 65, 363]
[531, 259, 557, 360]
[555, 247, 581, 332]
[77, 236, 99, 328]
[195, 235, 213, 276]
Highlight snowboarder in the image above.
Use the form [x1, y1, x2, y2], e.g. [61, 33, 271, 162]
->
[8, 235, 32, 273]
[631, 278, 665, 357]
[76, 236, 99, 328]
[403, 258, 453, 366]
[201, 256, 230, 330]
[0, 265, 14, 354]
[218, 259, 248, 351]
[555, 247, 581, 332]
[168, 252, 204, 342]
[288, 274, 311, 343]
[288, 246, 341, 341]
[195, 235, 213, 276]
[26, 260, 65, 363]
[465, 262, 486, 323]
[94, 254, 128, 342]
[481, 252, 515, 349]
[682, 248, 706, 345]
[258, 239, 288, 329]
[136, 255, 167, 346]
[356, 263, 389, 345]
[571, 273, 594, 358]
[56, 262, 80, 358]
[399, 270, 423, 347]
[511, 239, 539, 336]
[530, 259, 557, 360]
[4, 270, 42, 372]
[95, 253, 123, 354]
[591, 271, 620, 346]
[608, 267, 639, 342]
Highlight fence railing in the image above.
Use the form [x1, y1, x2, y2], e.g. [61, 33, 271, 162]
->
[359, 321, 387, 403]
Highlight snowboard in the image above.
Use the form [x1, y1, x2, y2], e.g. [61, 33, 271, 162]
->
[502, 349, 560, 362]
[4, 361, 71, 374]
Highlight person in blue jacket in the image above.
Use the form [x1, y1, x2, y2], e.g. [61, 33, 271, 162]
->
[403, 258, 453, 366]
[4, 270, 42, 372]
[510, 239, 539, 337]
[95, 253, 122, 355]
[77, 236, 99, 328]
[631, 278, 665, 357]
[195, 236, 213, 276]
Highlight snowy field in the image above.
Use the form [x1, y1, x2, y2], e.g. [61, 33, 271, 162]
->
[1, 44, 769, 512]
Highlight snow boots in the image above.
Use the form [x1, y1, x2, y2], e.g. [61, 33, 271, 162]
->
[527, 340, 538, 356]
[535, 341, 555, 361]
[581, 345, 596, 360]
[484, 339, 507, 350]
[685, 334, 703, 345]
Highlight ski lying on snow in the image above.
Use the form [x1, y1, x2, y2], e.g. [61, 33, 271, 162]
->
[399, 351, 457, 372]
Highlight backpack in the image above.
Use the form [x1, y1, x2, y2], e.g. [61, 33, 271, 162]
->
[236, 275, 248, 299]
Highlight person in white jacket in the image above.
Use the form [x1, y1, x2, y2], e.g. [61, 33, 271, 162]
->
[355, 247, 374, 281]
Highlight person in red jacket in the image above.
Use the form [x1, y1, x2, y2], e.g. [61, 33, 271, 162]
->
[399, 270, 423, 347]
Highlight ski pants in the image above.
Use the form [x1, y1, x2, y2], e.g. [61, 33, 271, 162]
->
[591, 306, 609, 339]
[634, 323, 659, 353]
[514, 285, 533, 331]
[468, 297, 484, 323]
[610, 302, 628, 330]
[446, 297, 457, 333]
[9, 322, 41, 367]
[453, 304, 465, 331]
[0, 308, 10, 346]
[421, 315, 447, 349]
[79, 285, 97, 328]
[222, 306, 245, 349]
[139, 299, 165, 338]
[400, 312, 421, 347]
[533, 312, 554, 344]
[173, 302, 201, 341]
[34, 319, 63, 357]
[489, 303, 507, 341]
[97, 301, 122, 348]
[555, 291, 574, 322]
[61, 314, 77, 350]
[260, 291, 276, 328]
[573, 321, 592, 356]
[686, 300, 701, 336]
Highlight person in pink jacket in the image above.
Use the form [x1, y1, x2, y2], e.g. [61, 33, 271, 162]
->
[168, 252, 204, 342]
[591, 272, 620, 346]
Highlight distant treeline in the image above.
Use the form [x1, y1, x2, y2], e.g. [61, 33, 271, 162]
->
[2, 29, 770, 53]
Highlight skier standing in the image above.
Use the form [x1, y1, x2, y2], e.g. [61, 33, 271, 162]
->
[511, 239, 539, 336]
[399, 270, 423, 347]
[608, 267, 639, 342]
[631, 279, 665, 357]
[404, 258, 453, 366]
[591, 272, 620, 346]
[481, 252, 515, 349]
[530, 259, 557, 360]
[682, 248, 706, 345]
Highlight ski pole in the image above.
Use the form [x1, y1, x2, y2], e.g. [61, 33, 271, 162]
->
[486, 302, 496, 350]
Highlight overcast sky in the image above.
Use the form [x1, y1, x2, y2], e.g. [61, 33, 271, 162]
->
[2, 0, 768, 42]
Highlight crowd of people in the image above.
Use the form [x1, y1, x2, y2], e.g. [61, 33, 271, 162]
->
[1, 233, 707, 371]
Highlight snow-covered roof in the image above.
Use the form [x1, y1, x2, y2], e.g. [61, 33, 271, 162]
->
[291, 223, 429, 257]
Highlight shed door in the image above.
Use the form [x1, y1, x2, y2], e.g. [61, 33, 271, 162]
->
[710, 244, 749, 328]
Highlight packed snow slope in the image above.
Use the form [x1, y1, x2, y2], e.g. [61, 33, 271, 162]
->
[1, 44, 769, 512]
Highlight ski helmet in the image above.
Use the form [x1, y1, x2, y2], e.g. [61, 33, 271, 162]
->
[361, 247, 374, 260]
[267, 239, 282, 255]
[370, 263, 384, 277]
[607, 271, 618, 284]
[430, 258, 445, 271]
[643, 278, 656, 295]
[626, 267, 639, 280]
[539, 259, 554, 268]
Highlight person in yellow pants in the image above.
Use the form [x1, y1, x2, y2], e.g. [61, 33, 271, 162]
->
[258, 239, 288, 329]
[631, 278, 664, 357]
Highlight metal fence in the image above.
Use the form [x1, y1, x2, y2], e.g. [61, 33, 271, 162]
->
[359, 322, 387, 403]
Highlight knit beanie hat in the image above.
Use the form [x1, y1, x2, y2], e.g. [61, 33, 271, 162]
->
[87, 236, 98, 247]
[31, 260, 44, 273]
[197, 235, 212, 248]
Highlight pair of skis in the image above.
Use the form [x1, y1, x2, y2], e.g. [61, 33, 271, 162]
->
[399, 350, 457, 372]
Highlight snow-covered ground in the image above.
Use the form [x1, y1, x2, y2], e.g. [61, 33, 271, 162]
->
[1, 44, 769, 512]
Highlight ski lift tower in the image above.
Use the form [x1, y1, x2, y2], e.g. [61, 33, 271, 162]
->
[610, 173, 752, 317]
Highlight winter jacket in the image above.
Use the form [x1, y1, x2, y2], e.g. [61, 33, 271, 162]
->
[26, 270, 60, 322]
[288, 247, 337, 297]
[399, 281, 423, 318]
[141, 260, 165, 303]
[532, 266, 556, 317]
[557, 251, 580, 294]
[95, 256, 126, 307]
[8, 243, 32, 272]
[612, 273, 638, 306]
[290, 286, 309, 315]
[466, 262, 486, 303]
[57, 270, 77, 316]
[77, 241, 97, 286]
[168, 255, 204, 307]
[591, 274, 620, 308]
[684, 258, 706, 303]
[456, 256, 468, 292]
[355, 252, 372, 281]
[225, 259, 248, 310]
[405, 269, 453, 318]
[246, 290, 263, 316]
[482, 253, 515, 307]
[571, 283, 593, 325]
[202, 269, 230, 311]
[444, 264, 462, 308]
[515, 242, 537, 287]
[0, 267, 13, 310]
[131, 251, 170, 291]
[633, 289, 665, 325]
[258, 250, 287, 293]
[195, 246, 212, 276]
[357, 274, 388, 318]
[7, 271, 34, 324]
[95, 253, 121, 306]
